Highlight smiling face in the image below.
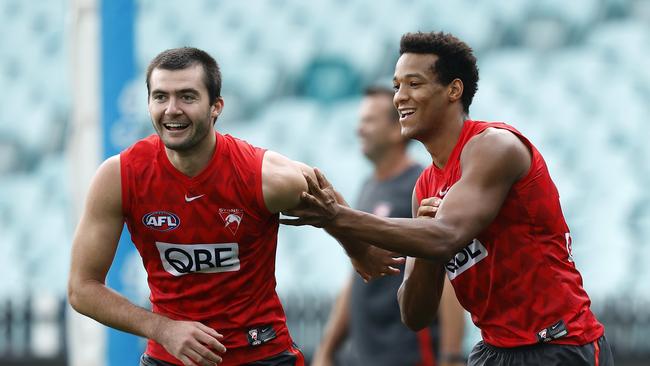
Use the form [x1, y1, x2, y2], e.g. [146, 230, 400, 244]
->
[148, 64, 223, 152]
[392, 53, 451, 142]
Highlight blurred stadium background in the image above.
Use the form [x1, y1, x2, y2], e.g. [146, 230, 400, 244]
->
[1, 0, 649, 365]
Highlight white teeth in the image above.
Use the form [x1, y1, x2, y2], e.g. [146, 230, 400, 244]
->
[399, 109, 415, 118]
[164, 123, 187, 128]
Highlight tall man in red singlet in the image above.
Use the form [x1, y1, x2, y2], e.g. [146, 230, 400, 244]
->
[67, 48, 402, 366]
[282, 32, 614, 365]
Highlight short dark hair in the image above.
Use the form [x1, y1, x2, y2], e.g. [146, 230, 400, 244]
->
[364, 86, 399, 122]
[146, 47, 222, 104]
[400, 31, 479, 113]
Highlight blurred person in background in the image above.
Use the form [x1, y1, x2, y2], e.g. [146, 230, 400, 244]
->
[282, 32, 614, 366]
[311, 86, 466, 366]
[67, 47, 400, 366]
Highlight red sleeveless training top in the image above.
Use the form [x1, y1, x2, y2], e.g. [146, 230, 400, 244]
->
[121, 132, 292, 365]
[415, 120, 603, 347]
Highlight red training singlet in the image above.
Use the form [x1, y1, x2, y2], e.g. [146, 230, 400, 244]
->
[121, 132, 293, 365]
[415, 120, 604, 348]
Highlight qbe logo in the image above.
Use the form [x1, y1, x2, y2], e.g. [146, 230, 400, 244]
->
[445, 239, 488, 280]
[155, 242, 240, 276]
[142, 211, 180, 231]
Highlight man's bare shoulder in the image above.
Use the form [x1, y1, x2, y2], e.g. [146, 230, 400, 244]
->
[461, 127, 531, 182]
[470, 127, 525, 148]
[262, 151, 311, 213]
[262, 151, 300, 177]
[95, 155, 121, 183]
[85, 155, 122, 213]
[463, 128, 528, 159]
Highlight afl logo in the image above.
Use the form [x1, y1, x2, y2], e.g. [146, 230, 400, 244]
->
[142, 211, 180, 231]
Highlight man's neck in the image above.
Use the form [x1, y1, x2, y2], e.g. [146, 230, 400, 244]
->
[165, 133, 217, 178]
[423, 115, 467, 169]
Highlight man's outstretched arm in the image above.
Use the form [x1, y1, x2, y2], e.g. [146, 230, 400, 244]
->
[67, 156, 226, 366]
[282, 128, 531, 262]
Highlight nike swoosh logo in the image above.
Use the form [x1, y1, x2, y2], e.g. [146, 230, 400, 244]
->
[184, 194, 205, 202]
[439, 187, 449, 197]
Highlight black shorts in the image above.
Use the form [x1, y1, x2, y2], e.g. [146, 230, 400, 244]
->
[468, 335, 613, 366]
[140, 344, 305, 366]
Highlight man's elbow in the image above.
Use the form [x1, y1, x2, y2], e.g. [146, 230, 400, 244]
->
[67, 281, 82, 313]
[397, 285, 437, 331]
[429, 226, 466, 262]
[400, 307, 434, 331]
[67, 278, 94, 314]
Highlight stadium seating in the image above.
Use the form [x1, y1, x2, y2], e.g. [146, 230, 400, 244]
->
[1, 0, 649, 362]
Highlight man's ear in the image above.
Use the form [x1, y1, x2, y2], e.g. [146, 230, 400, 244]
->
[211, 97, 225, 121]
[448, 79, 463, 104]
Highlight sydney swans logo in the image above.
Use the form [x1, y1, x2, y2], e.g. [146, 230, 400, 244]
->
[219, 208, 244, 235]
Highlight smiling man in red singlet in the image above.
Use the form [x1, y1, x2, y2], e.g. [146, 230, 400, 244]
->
[67, 47, 401, 366]
[282, 32, 614, 366]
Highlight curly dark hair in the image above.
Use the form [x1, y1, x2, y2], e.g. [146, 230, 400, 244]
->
[146, 47, 222, 104]
[400, 32, 479, 113]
